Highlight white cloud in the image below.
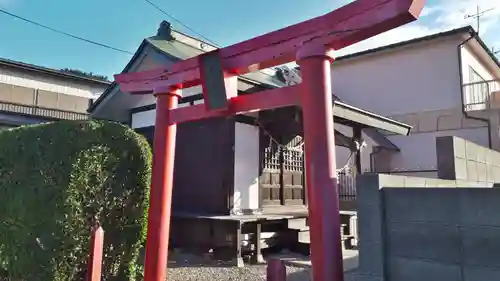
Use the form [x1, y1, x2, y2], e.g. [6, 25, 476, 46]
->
[433, 0, 499, 33]
[272, 0, 500, 70]
[420, 6, 440, 17]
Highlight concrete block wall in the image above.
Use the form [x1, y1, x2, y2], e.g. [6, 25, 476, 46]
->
[356, 173, 499, 281]
[436, 136, 500, 184]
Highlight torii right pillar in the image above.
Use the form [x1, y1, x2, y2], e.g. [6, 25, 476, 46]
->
[298, 45, 343, 281]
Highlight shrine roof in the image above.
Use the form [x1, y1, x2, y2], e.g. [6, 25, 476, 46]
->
[332, 100, 411, 137]
[146, 35, 284, 88]
[88, 23, 284, 113]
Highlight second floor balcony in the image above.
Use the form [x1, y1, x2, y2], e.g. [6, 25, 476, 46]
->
[0, 82, 91, 125]
[0, 100, 89, 121]
[463, 79, 500, 111]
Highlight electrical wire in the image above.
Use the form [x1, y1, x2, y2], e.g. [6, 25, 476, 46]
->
[0, 8, 134, 55]
[142, 0, 220, 47]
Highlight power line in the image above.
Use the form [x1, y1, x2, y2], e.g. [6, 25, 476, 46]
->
[141, 0, 220, 47]
[0, 8, 134, 55]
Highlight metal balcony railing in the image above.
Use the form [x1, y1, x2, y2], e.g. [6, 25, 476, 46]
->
[463, 79, 500, 111]
[0, 101, 90, 121]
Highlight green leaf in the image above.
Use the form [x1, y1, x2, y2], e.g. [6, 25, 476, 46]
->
[0, 120, 152, 281]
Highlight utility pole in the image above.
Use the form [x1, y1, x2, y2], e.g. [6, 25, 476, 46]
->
[464, 5, 495, 34]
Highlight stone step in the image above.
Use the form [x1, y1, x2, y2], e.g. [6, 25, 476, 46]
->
[287, 218, 308, 230]
[295, 224, 354, 247]
[297, 230, 310, 244]
[241, 237, 279, 251]
[242, 231, 278, 241]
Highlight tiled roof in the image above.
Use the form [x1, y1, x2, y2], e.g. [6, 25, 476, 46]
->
[0, 57, 111, 86]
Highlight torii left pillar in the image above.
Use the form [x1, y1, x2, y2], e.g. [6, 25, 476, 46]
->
[143, 88, 180, 281]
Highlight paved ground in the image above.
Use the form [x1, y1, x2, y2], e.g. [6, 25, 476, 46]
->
[167, 250, 362, 281]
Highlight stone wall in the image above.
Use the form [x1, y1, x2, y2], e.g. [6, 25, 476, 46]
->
[356, 173, 498, 281]
[436, 136, 500, 185]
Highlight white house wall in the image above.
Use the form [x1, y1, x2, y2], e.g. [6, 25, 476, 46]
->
[328, 36, 497, 174]
[388, 126, 489, 173]
[460, 45, 500, 111]
[461, 46, 495, 83]
[0, 66, 106, 98]
[331, 37, 463, 116]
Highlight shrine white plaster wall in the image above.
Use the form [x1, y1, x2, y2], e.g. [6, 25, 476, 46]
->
[233, 122, 260, 213]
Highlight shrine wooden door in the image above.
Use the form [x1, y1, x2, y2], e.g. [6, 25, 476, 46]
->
[259, 134, 306, 209]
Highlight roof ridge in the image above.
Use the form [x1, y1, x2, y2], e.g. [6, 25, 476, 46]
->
[148, 29, 283, 86]
[335, 25, 475, 61]
[0, 57, 111, 85]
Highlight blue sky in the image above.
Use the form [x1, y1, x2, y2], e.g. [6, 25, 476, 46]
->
[0, 0, 499, 79]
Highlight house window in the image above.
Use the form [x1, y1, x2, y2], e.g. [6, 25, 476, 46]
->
[468, 66, 489, 106]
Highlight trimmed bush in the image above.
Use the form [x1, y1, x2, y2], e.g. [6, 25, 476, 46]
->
[0, 120, 152, 281]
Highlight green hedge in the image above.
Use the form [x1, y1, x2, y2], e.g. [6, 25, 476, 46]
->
[0, 120, 152, 281]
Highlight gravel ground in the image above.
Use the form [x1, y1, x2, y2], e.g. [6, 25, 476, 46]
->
[166, 252, 361, 281]
[168, 264, 360, 281]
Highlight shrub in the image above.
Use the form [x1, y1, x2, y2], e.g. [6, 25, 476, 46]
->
[0, 120, 152, 281]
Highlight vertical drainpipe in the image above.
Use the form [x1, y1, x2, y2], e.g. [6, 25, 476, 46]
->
[458, 32, 493, 148]
[369, 146, 383, 173]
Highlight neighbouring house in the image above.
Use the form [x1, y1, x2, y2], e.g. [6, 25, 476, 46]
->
[0, 57, 110, 128]
[315, 25, 500, 179]
[88, 21, 412, 262]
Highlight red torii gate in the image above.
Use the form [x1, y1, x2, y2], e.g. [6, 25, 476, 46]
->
[115, 1, 425, 280]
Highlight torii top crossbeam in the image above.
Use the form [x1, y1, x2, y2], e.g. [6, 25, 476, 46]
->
[114, 1, 425, 281]
[116, 0, 424, 97]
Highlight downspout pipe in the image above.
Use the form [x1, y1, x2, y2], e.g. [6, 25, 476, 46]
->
[458, 32, 493, 148]
[370, 146, 384, 173]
